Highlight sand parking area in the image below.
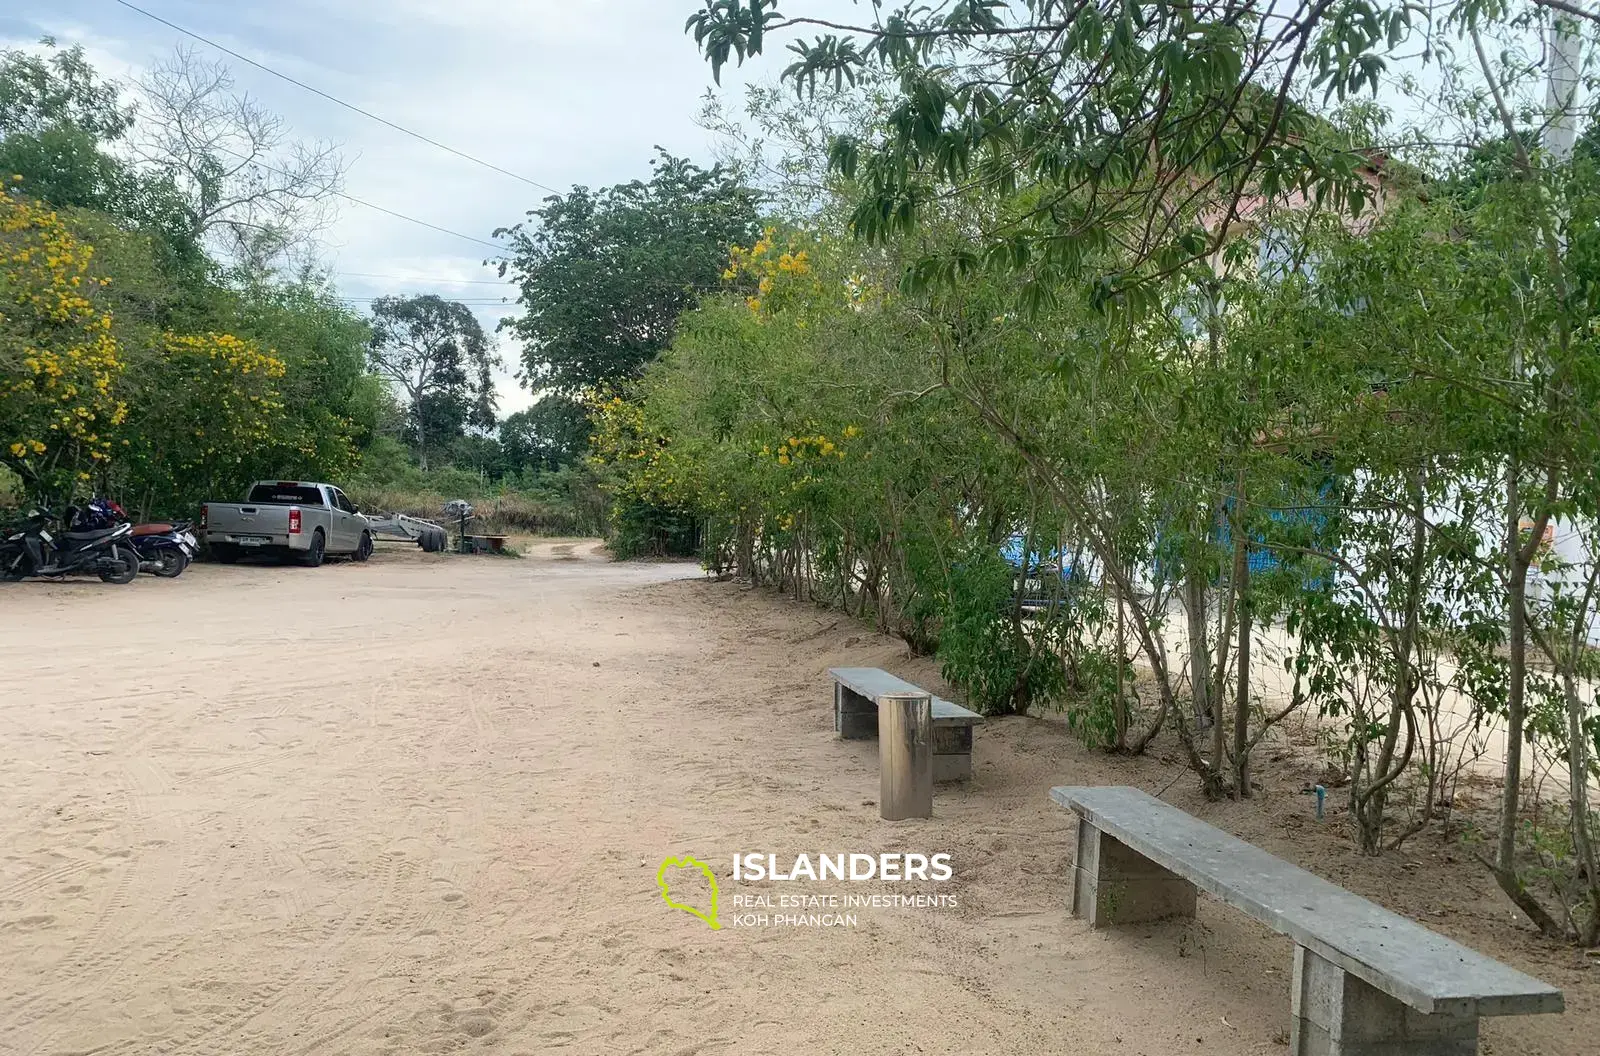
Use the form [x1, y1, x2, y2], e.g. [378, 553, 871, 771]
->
[0, 542, 1592, 1055]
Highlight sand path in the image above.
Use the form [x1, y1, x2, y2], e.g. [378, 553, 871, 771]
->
[0, 543, 1590, 1055]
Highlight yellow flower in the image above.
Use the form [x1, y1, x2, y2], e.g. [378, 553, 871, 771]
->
[7, 442, 24, 457]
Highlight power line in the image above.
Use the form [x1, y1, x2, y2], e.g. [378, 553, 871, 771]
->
[337, 297, 511, 304]
[336, 271, 515, 285]
[209, 144, 508, 252]
[111, 0, 564, 195]
[336, 192, 507, 252]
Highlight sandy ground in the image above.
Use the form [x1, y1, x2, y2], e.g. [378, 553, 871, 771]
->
[0, 541, 1594, 1056]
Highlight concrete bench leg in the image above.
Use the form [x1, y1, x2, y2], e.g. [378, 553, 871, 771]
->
[836, 684, 878, 740]
[932, 725, 973, 782]
[879, 693, 933, 820]
[1291, 946, 1479, 1056]
[1071, 820, 1197, 927]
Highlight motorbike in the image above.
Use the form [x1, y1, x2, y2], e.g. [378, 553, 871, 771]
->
[128, 519, 198, 578]
[0, 501, 139, 584]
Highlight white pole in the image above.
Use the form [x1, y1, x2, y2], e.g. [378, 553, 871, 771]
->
[1543, 6, 1583, 161]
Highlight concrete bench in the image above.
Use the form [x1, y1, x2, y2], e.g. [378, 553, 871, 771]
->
[829, 667, 983, 782]
[1050, 786, 1563, 1055]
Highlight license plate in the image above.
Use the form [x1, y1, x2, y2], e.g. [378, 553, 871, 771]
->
[239, 537, 267, 547]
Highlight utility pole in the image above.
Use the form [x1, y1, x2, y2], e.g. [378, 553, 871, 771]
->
[1544, 6, 1582, 162]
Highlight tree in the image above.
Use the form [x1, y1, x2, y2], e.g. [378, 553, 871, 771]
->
[366, 294, 498, 470]
[0, 40, 208, 284]
[0, 191, 126, 500]
[685, 0, 1402, 305]
[135, 46, 345, 271]
[500, 396, 592, 473]
[0, 39, 134, 216]
[496, 149, 761, 393]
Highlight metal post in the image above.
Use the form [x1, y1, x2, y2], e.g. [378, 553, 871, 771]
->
[879, 692, 933, 820]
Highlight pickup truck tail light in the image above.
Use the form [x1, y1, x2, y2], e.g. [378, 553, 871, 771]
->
[288, 508, 302, 534]
[199, 504, 208, 529]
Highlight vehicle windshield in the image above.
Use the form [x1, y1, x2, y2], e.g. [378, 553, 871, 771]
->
[246, 484, 322, 506]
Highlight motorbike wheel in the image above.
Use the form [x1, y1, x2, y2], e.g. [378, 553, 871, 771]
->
[152, 549, 189, 578]
[1, 550, 30, 581]
[99, 544, 140, 585]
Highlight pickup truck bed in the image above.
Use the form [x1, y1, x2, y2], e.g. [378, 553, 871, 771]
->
[203, 481, 371, 567]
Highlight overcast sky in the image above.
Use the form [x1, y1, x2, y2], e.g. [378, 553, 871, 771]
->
[0, 0, 862, 413]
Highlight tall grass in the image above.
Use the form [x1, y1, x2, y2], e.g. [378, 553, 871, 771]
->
[350, 486, 589, 536]
[346, 461, 608, 538]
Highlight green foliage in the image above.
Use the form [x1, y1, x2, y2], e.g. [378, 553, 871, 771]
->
[495, 150, 761, 394]
[685, 0, 1394, 302]
[500, 396, 592, 473]
[607, 499, 701, 559]
[936, 544, 1068, 716]
[366, 293, 498, 470]
[0, 44, 385, 520]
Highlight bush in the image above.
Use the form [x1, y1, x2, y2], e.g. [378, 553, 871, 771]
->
[937, 544, 1068, 716]
[0, 464, 21, 513]
[607, 498, 700, 559]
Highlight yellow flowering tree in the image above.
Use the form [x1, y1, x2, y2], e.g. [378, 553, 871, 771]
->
[586, 392, 703, 556]
[723, 227, 821, 315]
[115, 331, 288, 513]
[0, 190, 125, 496]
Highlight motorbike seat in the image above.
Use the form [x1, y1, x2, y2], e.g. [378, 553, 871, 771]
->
[64, 527, 123, 542]
[132, 523, 175, 537]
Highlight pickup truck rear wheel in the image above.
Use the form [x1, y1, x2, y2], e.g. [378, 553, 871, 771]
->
[298, 528, 326, 568]
[211, 543, 240, 564]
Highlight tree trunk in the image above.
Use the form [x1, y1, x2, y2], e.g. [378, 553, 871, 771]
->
[1185, 565, 1211, 729]
[1494, 463, 1564, 938]
[1213, 506, 1245, 783]
[1114, 570, 1129, 750]
[415, 401, 430, 471]
[1498, 460, 1527, 877]
[1233, 555, 1252, 798]
[1562, 666, 1600, 945]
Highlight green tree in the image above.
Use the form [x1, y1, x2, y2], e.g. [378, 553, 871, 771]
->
[686, 0, 1400, 303]
[366, 294, 498, 470]
[500, 396, 592, 472]
[495, 149, 761, 393]
[0, 39, 202, 274]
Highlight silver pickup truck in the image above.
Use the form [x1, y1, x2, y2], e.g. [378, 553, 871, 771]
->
[202, 481, 373, 567]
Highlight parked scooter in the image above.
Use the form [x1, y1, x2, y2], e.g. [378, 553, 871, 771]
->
[128, 519, 198, 577]
[0, 501, 139, 584]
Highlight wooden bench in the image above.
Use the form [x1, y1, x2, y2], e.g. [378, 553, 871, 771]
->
[460, 535, 507, 554]
[829, 667, 983, 782]
[1050, 786, 1563, 1055]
